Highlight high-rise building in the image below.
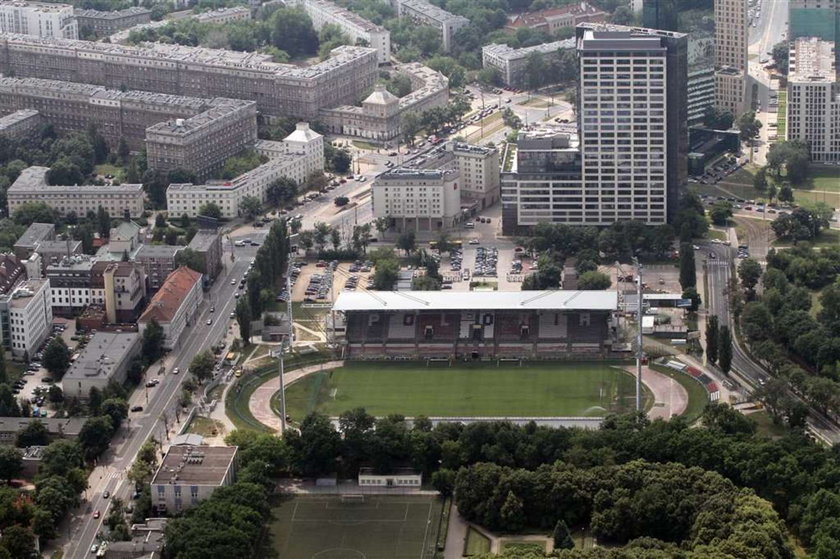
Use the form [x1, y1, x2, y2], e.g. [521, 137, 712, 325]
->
[642, 0, 678, 32]
[786, 38, 840, 163]
[714, 0, 748, 115]
[789, 0, 838, 43]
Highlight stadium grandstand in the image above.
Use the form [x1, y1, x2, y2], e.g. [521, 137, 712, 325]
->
[331, 290, 619, 359]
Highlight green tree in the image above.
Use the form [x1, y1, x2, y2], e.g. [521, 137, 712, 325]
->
[396, 230, 416, 255]
[772, 41, 789, 74]
[198, 202, 223, 220]
[431, 468, 456, 497]
[710, 201, 733, 226]
[0, 526, 36, 558]
[266, 177, 298, 207]
[705, 315, 719, 365]
[96, 205, 111, 238]
[141, 318, 165, 365]
[43, 337, 71, 379]
[553, 519, 574, 550]
[287, 412, 340, 477]
[0, 384, 20, 416]
[78, 416, 115, 460]
[239, 195, 262, 220]
[15, 419, 49, 447]
[174, 248, 204, 274]
[718, 325, 733, 375]
[500, 491, 525, 532]
[738, 258, 762, 294]
[679, 242, 696, 289]
[737, 111, 762, 143]
[190, 350, 216, 382]
[101, 399, 128, 430]
[753, 166, 769, 192]
[270, 7, 319, 57]
[401, 112, 422, 145]
[13, 201, 58, 225]
[767, 140, 811, 185]
[328, 147, 352, 174]
[236, 297, 252, 344]
[682, 287, 702, 312]
[0, 446, 22, 482]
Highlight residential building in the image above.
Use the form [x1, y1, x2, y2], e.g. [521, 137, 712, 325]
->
[186, 229, 222, 282]
[134, 245, 184, 292]
[46, 255, 99, 315]
[0, 253, 25, 295]
[0, 417, 86, 445]
[482, 39, 575, 87]
[99, 262, 147, 324]
[0, 278, 52, 359]
[372, 168, 462, 232]
[291, 0, 390, 64]
[74, 7, 151, 37]
[108, 222, 142, 256]
[61, 332, 141, 399]
[319, 63, 449, 143]
[0, 108, 42, 141]
[786, 38, 840, 163]
[446, 142, 501, 209]
[146, 98, 258, 181]
[193, 6, 250, 23]
[7, 167, 145, 218]
[137, 266, 202, 350]
[576, 24, 687, 224]
[0, 34, 379, 119]
[151, 445, 238, 513]
[714, 0, 747, 114]
[102, 519, 166, 558]
[642, 0, 678, 31]
[0, 1, 77, 39]
[390, 0, 468, 52]
[166, 123, 325, 218]
[13, 222, 54, 260]
[504, 2, 607, 34]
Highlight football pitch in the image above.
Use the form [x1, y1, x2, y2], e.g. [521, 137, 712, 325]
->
[284, 361, 649, 419]
[270, 495, 444, 559]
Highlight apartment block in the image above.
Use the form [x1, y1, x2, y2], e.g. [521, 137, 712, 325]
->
[0, 1, 76, 38]
[445, 142, 500, 209]
[787, 38, 840, 163]
[186, 229, 222, 281]
[134, 245, 184, 292]
[291, 0, 390, 63]
[482, 39, 575, 87]
[74, 6, 151, 37]
[0, 34, 378, 119]
[100, 262, 147, 324]
[320, 63, 448, 143]
[0, 109, 42, 141]
[372, 168, 462, 232]
[151, 445, 237, 514]
[390, 0, 468, 52]
[714, 0, 747, 114]
[504, 2, 607, 33]
[8, 166, 145, 218]
[167, 123, 324, 218]
[13, 222, 54, 260]
[46, 255, 100, 316]
[138, 266, 202, 350]
[61, 332, 141, 399]
[0, 278, 52, 359]
[146, 98, 258, 181]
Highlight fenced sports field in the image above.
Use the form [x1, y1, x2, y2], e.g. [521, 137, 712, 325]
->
[270, 495, 445, 559]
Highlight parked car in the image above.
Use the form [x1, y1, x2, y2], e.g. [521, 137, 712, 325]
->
[131, 406, 143, 412]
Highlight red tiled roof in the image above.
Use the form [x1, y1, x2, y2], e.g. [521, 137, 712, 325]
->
[506, 2, 606, 29]
[138, 266, 201, 324]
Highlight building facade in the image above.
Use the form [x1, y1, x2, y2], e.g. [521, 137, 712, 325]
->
[13, 222, 54, 261]
[714, 0, 747, 114]
[46, 255, 99, 316]
[0, 278, 52, 359]
[0, 34, 378, 119]
[134, 245, 184, 292]
[100, 262, 147, 324]
[786, 38, 840, 163]
[482, 40, 575, 87]
[8, 167, 145, 218]
[291, 0, 390, 64]
[137, 266, 202, 350]
[61, 332, 141, 399]
[0, 108, 42, 141]
[504, 2, 607, 34]
[0, 1, 77, 39]
[74, 6, 151, 37]
[372, 168, 462, 232]
[186, 230, 222, 282]
[445, 142, 500, 209]
[0, 253, 25, 296]
[390, 0, 468, 52]
[151, 445, 237, 514]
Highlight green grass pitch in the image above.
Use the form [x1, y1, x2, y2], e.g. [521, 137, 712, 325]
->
[270, 495, 444, 559]
[284, 361, 650, 419]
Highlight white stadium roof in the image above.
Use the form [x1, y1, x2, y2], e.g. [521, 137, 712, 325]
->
[332, 290, 618, 312]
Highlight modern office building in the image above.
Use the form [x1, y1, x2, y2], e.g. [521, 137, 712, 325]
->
[74, 6, 151, 37]
[0, 1, 77, 39]
[687, 67, 717, 125]
[714, 0, 748, 115]
[787, 38, 840, 163]
[291, 0, 390, 63]
[61, 332, 141, 399]
[7, 167, 145, 218]
[390, 0, 468, 52]
[151, 445, 238, 514]
[137, 266, 202, 350]
[482, 39, 575, 87]
[576, 24, 687, 224]
[0, 109, 42, 141]
[0, 34, 378, 119]
[642, 0, 678, 32]
[145, 98, 258, 181]
[0, 278, 52, 359]
[372, 168, 462, 232]
[504, 2, 607, 34]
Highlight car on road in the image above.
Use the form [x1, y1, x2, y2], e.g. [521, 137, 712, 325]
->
[145, 380, 159, 388]
[131, 405, 143, 412]
[93, 510, 100, 519]
[103, 491, 110, 499]
[206, 318, 213, 325]
[210, 306, 215, 312]
[230, 279, 236, 285]
[90, 544, 98, 554]
[172, 367, 180, 375]
[468, 239, 480, 245]
[230, 312, 236, 319]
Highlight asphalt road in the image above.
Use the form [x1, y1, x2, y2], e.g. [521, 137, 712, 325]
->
[67, 255, 252, 559]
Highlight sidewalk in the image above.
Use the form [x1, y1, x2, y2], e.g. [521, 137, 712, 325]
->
[443, 504, 469, 559]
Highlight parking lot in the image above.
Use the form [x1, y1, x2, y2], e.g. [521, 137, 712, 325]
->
[11, 320, 78, 416]
[693, 157, 745, 185]
[290, 261, 376, 303]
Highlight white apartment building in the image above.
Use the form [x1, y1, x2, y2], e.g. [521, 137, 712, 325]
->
[482, 39, 575, 87]
[391, 0, 468, 52]
[8, 167, 145, 217]
[578, 28, 669, 224]
[166, 123, 324, 218]
[714, 0, 747, 114]
[0, 278, 52, 359]
[151, 445, 238, 514]
[787, 38, 840, 163]
[0, 1, 77, 39]
[446, 142, 500, 209]
[372, 168, 462, 231]
[291, 0, 390, 64]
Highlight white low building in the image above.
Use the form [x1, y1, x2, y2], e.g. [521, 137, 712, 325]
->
[372, 168, 462, 232]
[61, 332, 141, 399]
[151, 445, 238, 513]
[0, 278, 52, 359]
[137, 266, 202, 350]
[358, 468, 422, 489]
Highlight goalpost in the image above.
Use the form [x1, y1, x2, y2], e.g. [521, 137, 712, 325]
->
[340, 494, 365, 503]
[497, 358, 523, 367]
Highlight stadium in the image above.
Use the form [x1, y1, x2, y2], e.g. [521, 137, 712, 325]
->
[330, 290, 621, 360]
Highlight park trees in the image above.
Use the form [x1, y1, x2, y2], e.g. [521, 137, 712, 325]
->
[577, 271, 611, 290]
[189, 350, 216, 382]
[718, 326, 733, 374]
[709, 201, 733, 226]
[235, 297, 252, 344]
[0, 446, 22, 483]
[737, 111, 762, 143]
[738, 258, 763, 295]
[239, 196, 262, 220]
[767, 140, 811, 185]
[174, 248, 204, 274]
[269, 7, 318, 57]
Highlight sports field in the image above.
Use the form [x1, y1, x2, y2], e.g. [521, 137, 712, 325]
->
[270, 495, 444, 559]
[284, 361, 648, 419]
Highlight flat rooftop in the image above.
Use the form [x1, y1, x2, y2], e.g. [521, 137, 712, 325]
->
[152, 445, 237, 485]
[14, 222, 54, 249]
[483, 39, 575, 61]
[377, 168, 458, 181]
[63, 331, 140, 382]
[0, 416, 86, 436]
[333, 290, 618, 312]
[6, 278, 47, 309]
[790, 37, 836, 82]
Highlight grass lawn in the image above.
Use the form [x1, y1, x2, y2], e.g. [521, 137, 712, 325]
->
[648, 365, 710, 424]
[186, 416, 225, 437]
[707, 229, 728, 241]
[94, 163, 125, 180]
[270, 495, 444, 559]
[776, 89, 787, 138]
[284, 361, 652, 419]
[501, 541, 545, 553]
[465, 527, 492, 556]
[773, 228, 840, 249]
[352, 140, 378, 151]
[520, 97, 551, 108]
[806, 166, 840, 192]
[749, 410, 790, 439]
